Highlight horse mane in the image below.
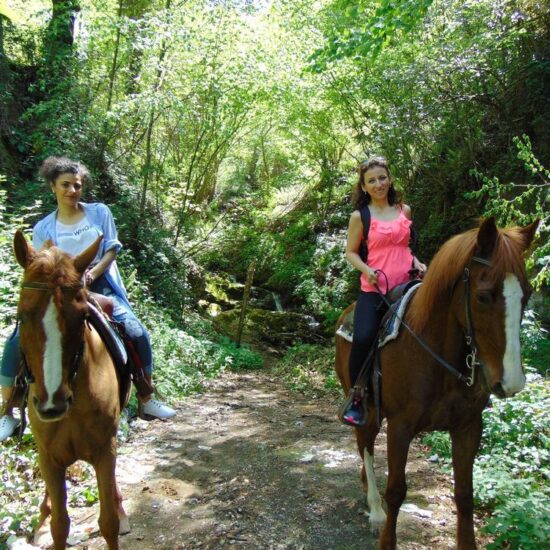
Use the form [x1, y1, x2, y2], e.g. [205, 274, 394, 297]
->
[409, 223, 530, 332]
[25, 246, 81, 288]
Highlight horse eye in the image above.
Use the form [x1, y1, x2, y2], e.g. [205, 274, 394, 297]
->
[476, 291, 492, 305]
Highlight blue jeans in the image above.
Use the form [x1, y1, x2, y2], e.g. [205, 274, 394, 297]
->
[0, 275, 153, 388]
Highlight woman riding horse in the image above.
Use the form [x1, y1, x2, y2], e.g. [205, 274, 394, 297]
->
[336, 214, 538, 549]
[0, 156, 175, 441]
[341, 156, 426, 425]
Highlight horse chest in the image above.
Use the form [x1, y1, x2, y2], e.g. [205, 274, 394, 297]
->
[424, 391, 488, 431]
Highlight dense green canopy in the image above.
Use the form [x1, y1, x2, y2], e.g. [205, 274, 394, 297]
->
[0, 1, 549, 546]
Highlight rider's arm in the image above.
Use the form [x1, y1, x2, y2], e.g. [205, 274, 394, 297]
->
[86, 249, 116, 285]
[345, 211, 378, 286]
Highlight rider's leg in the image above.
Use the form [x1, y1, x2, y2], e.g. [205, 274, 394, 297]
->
[349, 292, 384, 386]
[343, 292, 385, 425]
[111, 302, 175, 420]
[0, 327, 21, 440]
[90, 277, 176, 420]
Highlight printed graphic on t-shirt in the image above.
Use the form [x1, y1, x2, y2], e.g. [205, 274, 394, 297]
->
[56, 216, 102, 261]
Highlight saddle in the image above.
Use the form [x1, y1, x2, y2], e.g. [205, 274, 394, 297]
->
[337, 280, 422, 427]
[378, 281, 421, 347]
[335, 280, 421, 345]
[87, 293, 153, 401]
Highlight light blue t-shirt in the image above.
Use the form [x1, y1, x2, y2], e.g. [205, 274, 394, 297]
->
[32, 202, 130, 308]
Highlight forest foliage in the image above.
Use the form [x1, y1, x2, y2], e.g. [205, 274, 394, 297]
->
[0, 0, 549, 547]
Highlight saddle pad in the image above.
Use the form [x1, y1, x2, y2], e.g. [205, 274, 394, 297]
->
[336, 308, 355, 343]
[378, 283, 420, 348]
[87, 301, 128, 369]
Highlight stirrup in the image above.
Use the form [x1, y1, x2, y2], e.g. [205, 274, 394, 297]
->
[338, 386, 368, 427]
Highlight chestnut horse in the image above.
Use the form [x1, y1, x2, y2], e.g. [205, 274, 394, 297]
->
[13, 230, 130, 550]
[335, 217, 538, 549]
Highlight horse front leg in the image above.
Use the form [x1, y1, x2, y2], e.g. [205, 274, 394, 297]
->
[94, 445, 122, 550]
[33, 489, 52, 546]
[356, 414, 385, 532]
[450, 416, 482, 550]
[38, 457, 69, 549]
[379, 421, 412, 550]
[116, 479, 130, 535]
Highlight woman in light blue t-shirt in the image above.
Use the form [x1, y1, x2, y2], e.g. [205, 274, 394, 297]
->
[0, 157, 176, 441]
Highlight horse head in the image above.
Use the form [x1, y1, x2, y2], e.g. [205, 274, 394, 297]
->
[411, 217, 538, 399]
[466, 217, 538, 398]
[14, 230, 102, 421]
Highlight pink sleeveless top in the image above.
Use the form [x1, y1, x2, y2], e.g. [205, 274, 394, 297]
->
[360, 210, 413, 294]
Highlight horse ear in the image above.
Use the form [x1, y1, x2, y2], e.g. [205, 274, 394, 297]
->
[13, 229, 35, 268]
[73, 236, 103, 275]
[518, 219, 539, 250]
[475, 217, 499, 259]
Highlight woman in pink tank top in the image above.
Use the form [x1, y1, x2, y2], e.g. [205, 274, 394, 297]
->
[340, 157, 426, 426]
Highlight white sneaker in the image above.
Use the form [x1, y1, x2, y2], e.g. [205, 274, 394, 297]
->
[0, 415, 20, 441]
[142, 399, 176, 420]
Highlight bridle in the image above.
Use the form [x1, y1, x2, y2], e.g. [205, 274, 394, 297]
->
[460, 256, 492, 386]
[18, 281, 87, 386]
[376, 255, 492, 387]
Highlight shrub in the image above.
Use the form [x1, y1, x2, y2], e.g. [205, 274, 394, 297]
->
[275, 343, 339, 397]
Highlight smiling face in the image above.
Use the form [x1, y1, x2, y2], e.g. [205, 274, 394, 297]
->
[361, 165, 391, 203]
[50, 172, 83, 209]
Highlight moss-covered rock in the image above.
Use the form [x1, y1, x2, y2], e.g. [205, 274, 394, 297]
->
[213, 308, 319, 347]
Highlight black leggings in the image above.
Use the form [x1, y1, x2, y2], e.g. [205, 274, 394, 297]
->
[348, 291, 387, 387]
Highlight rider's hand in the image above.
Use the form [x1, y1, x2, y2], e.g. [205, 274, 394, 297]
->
[365, 267, 379, 285]
[85, 270, 95, 287]
[413, 257, 427, 276]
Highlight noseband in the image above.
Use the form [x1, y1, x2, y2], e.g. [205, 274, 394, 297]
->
[18, 281, 87, 385]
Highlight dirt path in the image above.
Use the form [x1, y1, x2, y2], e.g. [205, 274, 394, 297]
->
[59, 370, 469, 549]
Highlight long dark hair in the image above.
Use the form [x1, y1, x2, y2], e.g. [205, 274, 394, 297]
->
[351, 156, 401, 210]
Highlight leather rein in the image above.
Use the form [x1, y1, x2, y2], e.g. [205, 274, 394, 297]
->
[376, 255, 492, 387]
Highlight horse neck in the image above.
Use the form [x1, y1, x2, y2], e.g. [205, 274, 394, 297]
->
[407, 293, 468, 370]
[80, 327, 116, 380]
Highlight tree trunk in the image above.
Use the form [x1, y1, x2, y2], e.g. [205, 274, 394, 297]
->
[138, 0, 172, 219]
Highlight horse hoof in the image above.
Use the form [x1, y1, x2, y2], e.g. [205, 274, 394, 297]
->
[369, 511, 386, 535]
[119, 516, 131, 535]
[34, 521, 53, 546]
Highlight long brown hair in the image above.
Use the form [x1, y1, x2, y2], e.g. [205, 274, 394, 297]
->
[351, 156, 401, 210]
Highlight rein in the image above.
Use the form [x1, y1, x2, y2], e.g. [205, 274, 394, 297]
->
[375, 256, 491, 387]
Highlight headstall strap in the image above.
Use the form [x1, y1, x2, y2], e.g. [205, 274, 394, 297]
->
[461, 256, 492, 387]
[472, 256, 492, 266]
[20, 281, 83, 292]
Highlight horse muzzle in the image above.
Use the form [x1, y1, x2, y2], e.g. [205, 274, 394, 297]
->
[33, 393, 73, 422]
[490, 377, 525, 399]
[490, 382, 507, 399]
